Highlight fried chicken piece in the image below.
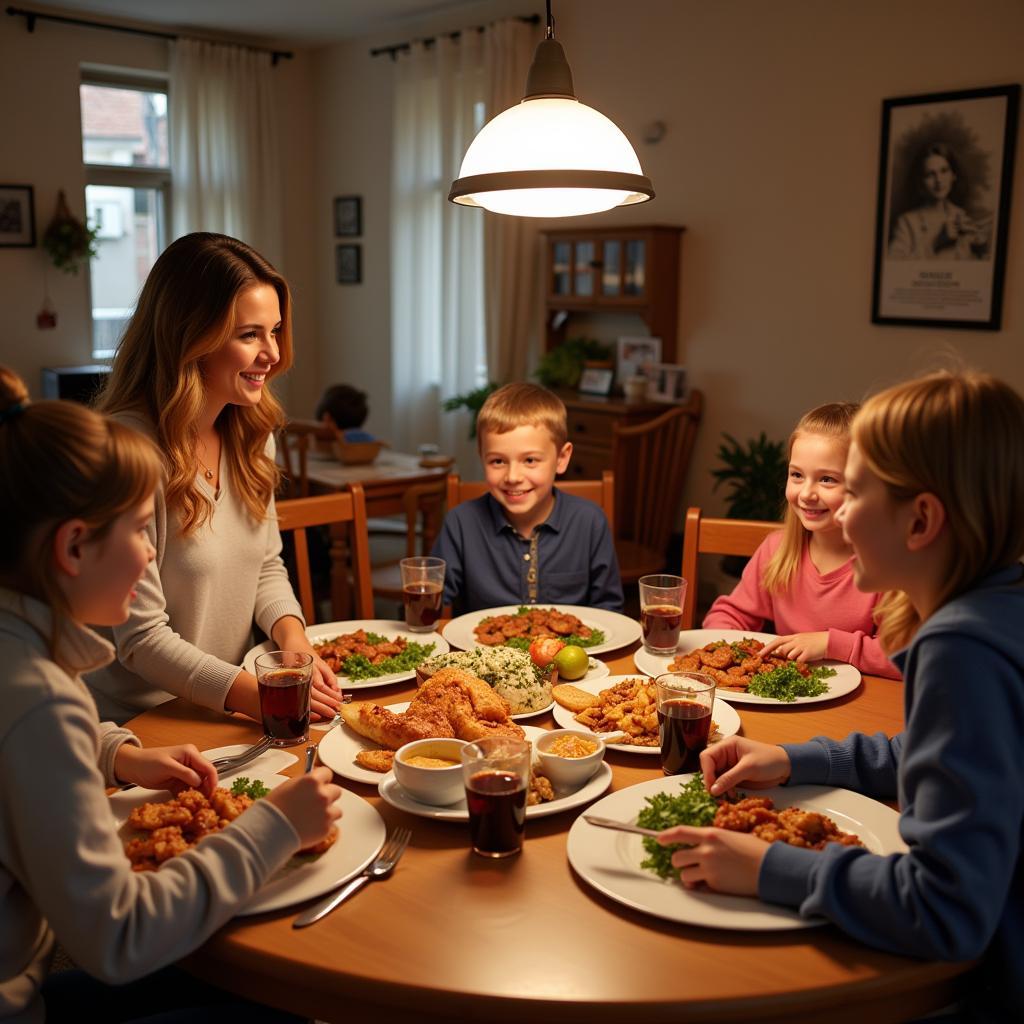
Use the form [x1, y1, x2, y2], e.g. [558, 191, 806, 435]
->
[184, 807, 223, 840]
[527, 770, 555, 805]
[127, 800, 193, 832]
[411, 672, 525, 742]
[340, 700, 454, 749]
[125, 826, 192, 865]
[354, 749, 395, 773]
[209, 788, 253, 822]
[299, 825, 339, 856]
[175, 789, 211, 816]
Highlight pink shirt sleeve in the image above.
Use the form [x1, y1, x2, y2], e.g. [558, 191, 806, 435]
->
[702, 536, 778, 630]
[826, 628, 901, 679]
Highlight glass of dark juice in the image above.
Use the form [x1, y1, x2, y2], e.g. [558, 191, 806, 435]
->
[460, 737, 530, 858]
[254, 651, 314, 747]
[639, 574, 687, 654]
[400, 556, 445, 633]
[655, 671, 716, 776]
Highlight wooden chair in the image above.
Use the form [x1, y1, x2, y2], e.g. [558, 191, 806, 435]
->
[370, 478, 448, 604]
[277, 419, 336, 498]
[679, 505, 782, 628]
[445, 471, 615, 534]
[276, 487, 374, 624]
[611, 389, 703, 586]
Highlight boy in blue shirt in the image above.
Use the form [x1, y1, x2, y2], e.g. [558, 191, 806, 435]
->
[432, 383, 623, 614]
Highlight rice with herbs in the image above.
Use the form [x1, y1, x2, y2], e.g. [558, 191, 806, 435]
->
[420, 647, 551, 713]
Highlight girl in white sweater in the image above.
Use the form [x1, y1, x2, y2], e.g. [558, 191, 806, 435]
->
[0, 367, 340, 1022]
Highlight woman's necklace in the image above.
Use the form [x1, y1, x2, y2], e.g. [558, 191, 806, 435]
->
[198, 435, 220, 483]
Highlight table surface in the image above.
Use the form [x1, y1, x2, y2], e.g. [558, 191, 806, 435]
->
[303, 448, 449, 490]
[124, 637, 969, 1024]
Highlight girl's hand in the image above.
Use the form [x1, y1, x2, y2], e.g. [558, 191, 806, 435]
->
[760, 631, 829, 663]
[265, 766, 342, 848]
[114, 743, 218, 797]
[657, 824, 768, 895]
[699, 735, 791, 796]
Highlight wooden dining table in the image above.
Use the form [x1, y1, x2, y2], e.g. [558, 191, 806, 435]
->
[124, 639, 971, 1024]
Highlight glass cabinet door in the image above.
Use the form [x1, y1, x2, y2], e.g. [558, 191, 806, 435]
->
[602, 240, 621, 297]
[574, 241, 596, 296]
[623, 239, 646, 296]
[551, 241, 571, 297]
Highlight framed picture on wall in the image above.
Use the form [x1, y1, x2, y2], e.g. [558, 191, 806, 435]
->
[0, 184, 36, 247]
[871, 84, 1020, 330]
[334, 195, 362, 237]
[336, 244, 361, 284]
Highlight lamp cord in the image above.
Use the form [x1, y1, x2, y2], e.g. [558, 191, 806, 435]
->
[545, 0, 554, 39]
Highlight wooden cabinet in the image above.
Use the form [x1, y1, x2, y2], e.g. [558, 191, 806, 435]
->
[542, 224, 684, 361]
[557, 392, 665, 478]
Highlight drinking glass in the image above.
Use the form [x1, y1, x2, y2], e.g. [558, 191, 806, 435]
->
[655, 671, 715, 776]
[255, 651, 313, 747]
[638, 574, 687, 654]
[460, 736, 530, 858]
[400, 556, 445, 632]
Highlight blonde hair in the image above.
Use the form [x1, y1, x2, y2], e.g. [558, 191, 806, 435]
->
[854, 370, 1024, 652]
[98, 232, 292, 534]
[476, 382, 568, 450]
[762, 402, 859, 594]
[0, 366, 161, 667]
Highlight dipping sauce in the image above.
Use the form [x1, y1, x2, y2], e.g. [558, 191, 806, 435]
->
[546, 735, 598, 759]
[403, 755, 459, 769]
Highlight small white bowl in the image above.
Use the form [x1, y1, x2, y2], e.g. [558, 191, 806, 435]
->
[392, 738, 468, 806]
[535, 729, 606, 791]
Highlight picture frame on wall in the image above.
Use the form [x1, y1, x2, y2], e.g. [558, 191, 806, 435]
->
[615, 335, 661, 386]
[0, 184, 36, 247]
[334, 195, 362, 237]
[336, 244, 361, 284]
[871, 84, 1019, 330]
[577, 367, 614, 397]
[644, 363, 687, 403]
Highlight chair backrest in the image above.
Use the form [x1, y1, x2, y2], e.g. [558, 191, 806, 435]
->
[278, 419, 337, 498]
[401, 478, 448, 558]
[611, 389, 703, 554]
[445, 471, 615, 534]
[276, 486, 373, 623]
[680, 505, 782, 628]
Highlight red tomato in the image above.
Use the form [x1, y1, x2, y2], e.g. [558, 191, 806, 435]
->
[529, 636, 566, 668]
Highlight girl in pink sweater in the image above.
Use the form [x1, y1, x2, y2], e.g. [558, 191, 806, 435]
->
[704, 403, 899, 678]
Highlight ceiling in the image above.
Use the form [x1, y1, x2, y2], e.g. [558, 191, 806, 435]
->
[27, 1, 486, 45]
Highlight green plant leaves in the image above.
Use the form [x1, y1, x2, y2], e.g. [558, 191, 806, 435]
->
[711, 430, 786, 521]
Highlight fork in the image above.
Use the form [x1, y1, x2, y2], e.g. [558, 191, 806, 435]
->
[292, 826, 412, 928]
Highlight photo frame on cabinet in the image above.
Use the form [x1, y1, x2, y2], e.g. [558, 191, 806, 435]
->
[334, 195, 362, 237]
[0, 184, 36, 247]
[616, 335, 661, 386]
[336, 244, 361, 284]
[644, 363, 687, 403]
[871, 84, 1019, 330]
[577, 367, 614, 397]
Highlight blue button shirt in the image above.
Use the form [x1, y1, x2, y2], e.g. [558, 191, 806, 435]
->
[431, 488, 624, 615]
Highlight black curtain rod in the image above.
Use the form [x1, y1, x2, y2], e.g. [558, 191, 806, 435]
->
[370, 13, 539, 60]
[5, 5, 294, 65]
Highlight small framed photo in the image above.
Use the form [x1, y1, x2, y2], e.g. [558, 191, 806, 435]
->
[871, 84, 1019, 330]
[645, 363, 687, 403]
[0, 184, 36, 247]
[616, 335, 661, 386]
[334, 195, 362, 237]
[578, 366, 614, 396]
[336, 244, 361, 284]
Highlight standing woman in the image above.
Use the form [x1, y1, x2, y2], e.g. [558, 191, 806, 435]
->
[88, 232, 342, 725]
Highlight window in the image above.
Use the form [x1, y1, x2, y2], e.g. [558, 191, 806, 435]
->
[80, 73, 170, 358]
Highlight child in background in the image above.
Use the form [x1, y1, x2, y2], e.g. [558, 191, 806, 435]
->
[704, 402, 899, 678]
[0, 367, 340, 1022]
[432, 382, 623, 614]
[315, 383, 375, 442]
[657, 370, 1024, 1022]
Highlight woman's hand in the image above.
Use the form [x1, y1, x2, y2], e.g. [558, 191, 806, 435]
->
[699, 735, 791, 797]
[760, 631, 829, 663]
[272, 615, 344, 721]
[265, 766, 342, 848]
[657, 824, 769, 895]
[114, 743, 218, 796]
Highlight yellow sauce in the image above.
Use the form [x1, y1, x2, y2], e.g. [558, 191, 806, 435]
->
[547, 735, 598, 759]
[403, 755, 459, 769]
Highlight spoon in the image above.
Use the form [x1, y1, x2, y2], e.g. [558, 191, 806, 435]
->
[304, 743, 317, 773]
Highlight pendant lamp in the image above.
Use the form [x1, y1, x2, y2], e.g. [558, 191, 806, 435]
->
[448, 1, 654, 218]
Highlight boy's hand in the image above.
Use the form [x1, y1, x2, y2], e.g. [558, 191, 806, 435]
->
[114, 743, 218, 796]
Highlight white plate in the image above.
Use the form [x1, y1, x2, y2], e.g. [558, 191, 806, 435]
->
[318, 705, 552, 785]
[567, 777, 906, 931]
[243, 620, 449, 689]
[632, 629, 862, 706]
[379, 760, 613, 822]
[443, 605, 641, 657]
[109, 771, 386, 916]
[551, 675, 741, 754]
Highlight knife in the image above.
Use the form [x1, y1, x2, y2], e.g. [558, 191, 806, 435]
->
[583, 814, 663, 838]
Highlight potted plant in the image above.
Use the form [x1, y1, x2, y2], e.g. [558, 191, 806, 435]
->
[711, 431, 786, 575]
[533, 337, 613, 390]
[43, 190, 99, 275]
[442, 382, 500, 439]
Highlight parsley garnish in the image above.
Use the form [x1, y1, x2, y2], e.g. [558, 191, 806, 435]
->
[230, 777, 269, 799]
[747, 662, 836, 702]
[340, 640, 436, 680]
[637, 775, 726, 880]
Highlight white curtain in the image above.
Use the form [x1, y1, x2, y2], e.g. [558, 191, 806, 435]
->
[169, 39, 282, 263]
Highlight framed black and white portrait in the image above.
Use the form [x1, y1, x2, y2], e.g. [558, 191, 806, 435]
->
[0, 184, 36, 247]
[334, 195, 362, 237]
[871, 84, 1019, 330]
[336, 244, 361, 284]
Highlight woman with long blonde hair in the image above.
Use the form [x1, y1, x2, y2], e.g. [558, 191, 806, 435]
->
[658, 369, 1024, 1022]
[704, 402, 898, 678]
[87, 232, 342, 724]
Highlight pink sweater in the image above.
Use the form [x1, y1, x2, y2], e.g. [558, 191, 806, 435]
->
[703, 531, 901, 679]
